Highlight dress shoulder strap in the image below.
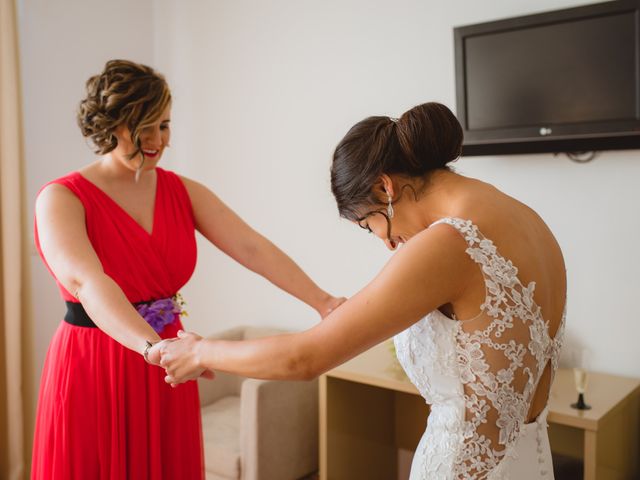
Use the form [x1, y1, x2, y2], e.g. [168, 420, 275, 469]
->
[430, 217, 536, 315]
[38, 171, 98, 211]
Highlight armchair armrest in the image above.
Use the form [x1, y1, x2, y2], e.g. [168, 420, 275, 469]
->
[198, 371, 244, 407]
[240, 378, 319, 480]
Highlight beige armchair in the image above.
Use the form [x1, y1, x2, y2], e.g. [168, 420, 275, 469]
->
[198, 326, 319, 480]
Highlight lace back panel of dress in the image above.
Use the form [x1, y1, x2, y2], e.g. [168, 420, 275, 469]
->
[436, 218, 565, 479]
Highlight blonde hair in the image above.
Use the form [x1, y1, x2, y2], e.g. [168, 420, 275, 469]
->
[77, 59, 171, 157]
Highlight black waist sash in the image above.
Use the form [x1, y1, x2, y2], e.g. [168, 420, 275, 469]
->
[64, 300, 148, 328]
[65, 301, 98, 327]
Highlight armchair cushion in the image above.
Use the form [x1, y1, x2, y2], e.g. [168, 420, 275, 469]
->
[202, 396, 241, 479]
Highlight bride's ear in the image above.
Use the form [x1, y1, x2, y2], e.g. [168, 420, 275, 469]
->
[374, 174, 395, 199]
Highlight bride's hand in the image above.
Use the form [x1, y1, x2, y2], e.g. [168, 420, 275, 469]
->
[159, 330, 214, 386]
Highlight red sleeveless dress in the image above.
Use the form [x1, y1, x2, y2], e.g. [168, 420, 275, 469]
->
[31, 168, 204, 480]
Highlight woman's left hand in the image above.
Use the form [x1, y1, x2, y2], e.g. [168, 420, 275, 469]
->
[159, 330, 213, 386]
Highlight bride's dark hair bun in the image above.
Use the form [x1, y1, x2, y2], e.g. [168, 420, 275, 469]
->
[396, 102, 463, 172]
[330, 102, 463, 220]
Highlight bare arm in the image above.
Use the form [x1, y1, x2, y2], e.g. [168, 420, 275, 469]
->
[36, 184, 162, 356]
[180, 176, 342, 317]
[158, 224, 475, 382]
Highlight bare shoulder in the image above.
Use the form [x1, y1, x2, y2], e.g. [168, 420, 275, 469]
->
[176, 174, 218, 205]
[35, 183, 88, 249]
[374, 222, 477, 302]
[175, 175, 241, 244]
[176, 174, 197, 190]
[176, 174, 206, 193]
[396, 221, 470, 264]
[36, 182, 84, 217]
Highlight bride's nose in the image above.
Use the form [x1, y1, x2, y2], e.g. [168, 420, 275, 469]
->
[384, 238, 397, 251]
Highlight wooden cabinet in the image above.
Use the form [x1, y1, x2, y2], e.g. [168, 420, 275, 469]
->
[319, 342, 640, 480]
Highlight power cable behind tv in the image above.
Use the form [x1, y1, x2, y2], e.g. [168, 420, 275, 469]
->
[565, 151, 599, 163]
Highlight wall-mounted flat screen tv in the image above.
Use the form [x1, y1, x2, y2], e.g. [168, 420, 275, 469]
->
[454, 0, 640, 156]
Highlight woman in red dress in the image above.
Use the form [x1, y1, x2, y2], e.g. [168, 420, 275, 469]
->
[31, 59, 343, 479]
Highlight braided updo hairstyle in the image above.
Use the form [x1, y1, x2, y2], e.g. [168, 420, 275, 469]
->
[77, 59, 171, 157]
[330, 102, 463, 220]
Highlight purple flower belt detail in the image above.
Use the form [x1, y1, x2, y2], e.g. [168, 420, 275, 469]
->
[136, 293, 187, 334]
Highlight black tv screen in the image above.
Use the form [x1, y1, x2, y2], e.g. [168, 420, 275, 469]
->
[454, 0, 640, 156]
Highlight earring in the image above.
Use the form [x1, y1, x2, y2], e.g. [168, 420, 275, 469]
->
[135, 154, 145, 183]
[387, 192, 394, 218]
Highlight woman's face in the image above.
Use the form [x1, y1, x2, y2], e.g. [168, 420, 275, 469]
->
[357, 209, 408, 251]
[112, 103, 171, 172]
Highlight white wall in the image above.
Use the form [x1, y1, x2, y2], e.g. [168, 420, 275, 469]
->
[18, 0, 156, 439]
[152, 0, 640, 379]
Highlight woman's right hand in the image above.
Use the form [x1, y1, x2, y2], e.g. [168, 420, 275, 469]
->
[146, 339, 174, 366]
[147, 336, 216, 381]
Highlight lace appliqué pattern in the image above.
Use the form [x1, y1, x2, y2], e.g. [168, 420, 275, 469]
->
[437, 218, 565, 479]
[394, 217, 565, 479]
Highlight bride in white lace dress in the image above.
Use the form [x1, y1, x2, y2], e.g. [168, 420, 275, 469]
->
[155, 102, 566, 479]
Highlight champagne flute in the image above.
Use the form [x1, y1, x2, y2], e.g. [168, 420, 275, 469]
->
[570, 348, 591, 410]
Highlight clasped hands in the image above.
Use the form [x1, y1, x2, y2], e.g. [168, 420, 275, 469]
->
[146, 295, 347, 387]
[146, 330, 213, 387]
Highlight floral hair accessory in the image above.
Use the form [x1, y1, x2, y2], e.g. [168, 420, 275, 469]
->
[136, 293, 187, 334]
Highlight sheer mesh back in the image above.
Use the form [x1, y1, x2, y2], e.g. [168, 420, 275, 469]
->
[433, 218, 565, 479]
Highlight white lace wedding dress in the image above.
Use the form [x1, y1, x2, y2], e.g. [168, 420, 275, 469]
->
[394, 218, 565, 480]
